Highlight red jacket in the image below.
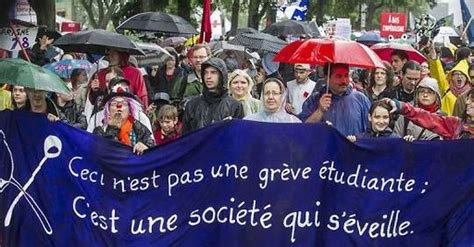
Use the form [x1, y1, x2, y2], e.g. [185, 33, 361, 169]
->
[401, 103, 474, 140]
[153, 128, 180, 145]
[98, 52, 149, 107]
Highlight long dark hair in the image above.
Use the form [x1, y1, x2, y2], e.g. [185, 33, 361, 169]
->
[70, 68, 86, 89]
[368, 61, 395, 89]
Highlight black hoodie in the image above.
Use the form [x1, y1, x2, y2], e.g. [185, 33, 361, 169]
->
[182, 57, 244, 133]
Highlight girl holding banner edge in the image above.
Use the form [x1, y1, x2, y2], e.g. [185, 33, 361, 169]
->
[346, 100, 399, 143]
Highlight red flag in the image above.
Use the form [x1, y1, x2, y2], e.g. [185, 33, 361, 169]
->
[199, 0, 212, 43]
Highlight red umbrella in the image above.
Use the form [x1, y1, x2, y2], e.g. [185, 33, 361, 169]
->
[370, 43, 427, 64]
[274, 38, 385, 69]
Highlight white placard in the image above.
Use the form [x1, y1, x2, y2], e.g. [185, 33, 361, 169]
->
[335, 18, 352, 40]
[0, 26, 38, 51]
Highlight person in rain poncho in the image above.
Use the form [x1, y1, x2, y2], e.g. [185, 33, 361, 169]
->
[452, 63, 474, 118]
[426, 43, 471, 116]
[298, 63, 370, 136]
[245, 78, 301, 123]
[97, 49, 149, 107]
[227, 69, 261, 117]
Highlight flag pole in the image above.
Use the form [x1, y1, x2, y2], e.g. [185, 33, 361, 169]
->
[462, 16, 473, 38]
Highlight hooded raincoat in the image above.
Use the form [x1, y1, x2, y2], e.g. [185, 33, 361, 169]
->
[397, 101, 474, 140]
[428, 58, 470, 116]
[244, 79, 301, 123]
[182, 58, 244, 133]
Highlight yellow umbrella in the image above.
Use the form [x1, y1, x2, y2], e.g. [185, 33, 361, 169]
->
[184, 35, 200, 47]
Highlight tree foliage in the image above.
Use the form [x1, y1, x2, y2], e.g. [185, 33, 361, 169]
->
[28, 0, 55, 29]
[79, 0, 127, 29]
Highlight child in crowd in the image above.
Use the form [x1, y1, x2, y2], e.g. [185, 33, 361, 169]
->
[153, 104, 182, 145]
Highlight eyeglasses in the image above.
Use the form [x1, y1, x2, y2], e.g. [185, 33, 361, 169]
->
[452, 72, 464, 78]
[263, 91, 282, 96]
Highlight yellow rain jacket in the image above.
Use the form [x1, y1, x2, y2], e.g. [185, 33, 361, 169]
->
[428, 59, 469, 116]
[0, 84, 12, 111]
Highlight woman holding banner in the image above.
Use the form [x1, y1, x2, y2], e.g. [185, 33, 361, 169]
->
[346, 100, 399, 142]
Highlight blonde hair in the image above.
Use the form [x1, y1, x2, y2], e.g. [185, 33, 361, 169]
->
[157, 104, 178, 120]
[227, 69, 255, 92]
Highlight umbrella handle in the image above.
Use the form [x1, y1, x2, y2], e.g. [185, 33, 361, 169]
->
[326, 63, 331, 94]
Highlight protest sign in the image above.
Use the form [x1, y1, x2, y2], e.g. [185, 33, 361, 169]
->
[380, 12, 406, 39]
[0, 111, 473, 246]
[0, 26, 37, 51]
[335, 18, 351, 40]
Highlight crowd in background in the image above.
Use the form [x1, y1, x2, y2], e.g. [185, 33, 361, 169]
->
[1, 29, 473, 156]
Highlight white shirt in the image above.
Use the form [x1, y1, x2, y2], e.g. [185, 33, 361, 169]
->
[286, 78, 316, 114]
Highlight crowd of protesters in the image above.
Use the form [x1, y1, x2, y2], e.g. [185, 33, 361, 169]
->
[1, 29, 473, 156]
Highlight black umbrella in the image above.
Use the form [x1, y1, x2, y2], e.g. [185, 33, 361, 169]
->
[116, 12, 197, 35]
[263, 20, 313, 37]
[53, 29, 145, 55]
[225, 27, 259, 37]
[228, 32, 286, 53]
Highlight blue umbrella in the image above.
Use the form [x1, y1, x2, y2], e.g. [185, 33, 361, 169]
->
[356, 32, 384, 46]
[43, 59, 92, 79]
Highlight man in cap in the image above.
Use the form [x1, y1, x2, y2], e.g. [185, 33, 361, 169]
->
[285, 63, 316, 115]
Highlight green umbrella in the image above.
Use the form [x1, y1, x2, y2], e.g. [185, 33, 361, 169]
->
[0, 58, 71, 95]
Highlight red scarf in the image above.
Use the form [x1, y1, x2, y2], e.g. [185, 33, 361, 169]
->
[418, 100, 438, 113]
